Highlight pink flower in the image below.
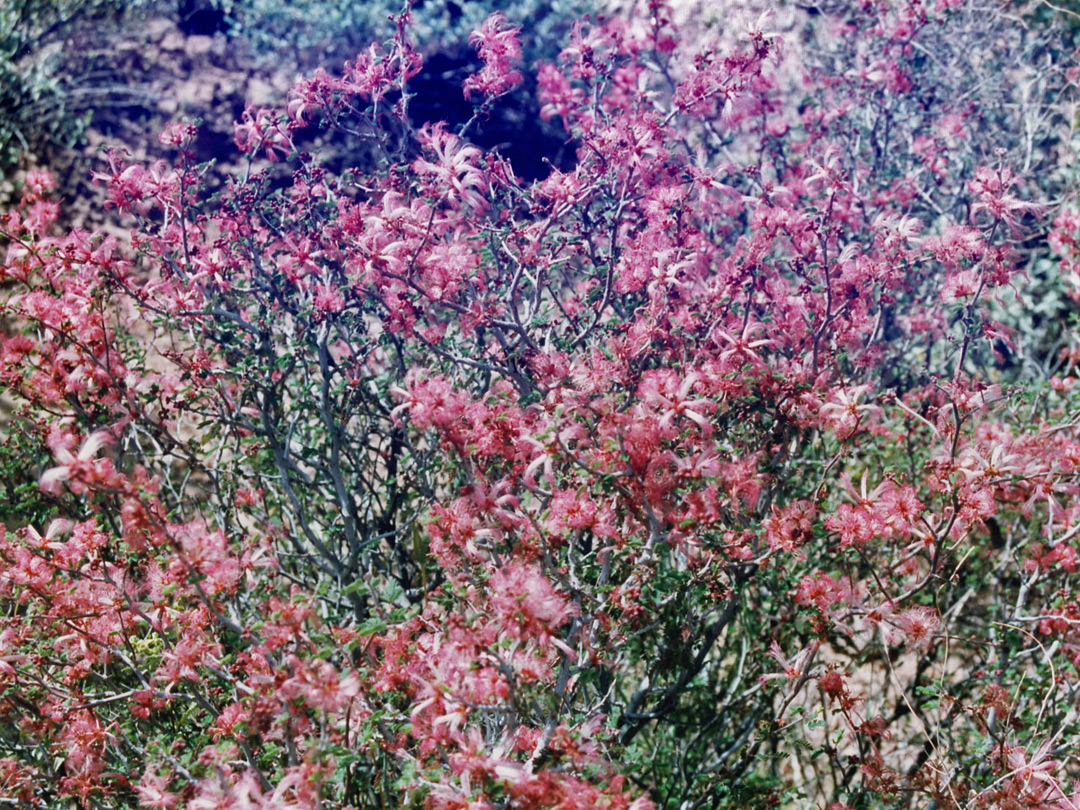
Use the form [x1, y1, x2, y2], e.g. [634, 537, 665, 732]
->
[819, 386, 880, 438]
[23, 170, 55, 201]
[761, 640, 820, 685]
[136, 770, 179, 810]
[710, 320, 775, 369]
[157, 122, 196, 148]
[463, 13, 523, 100]
[313, 283, 346, 314]
[40, 430, 113, 495]
[489, 562, 577, 646]
[537, 62, 585, 123]
[887, 606, 941, 652]
[413, 123, 489, 211]
[233, 106, 291, 161]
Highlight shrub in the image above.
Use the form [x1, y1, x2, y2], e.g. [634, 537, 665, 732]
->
[212, 0, 585, 67]
[1, 2, 1079, 809]
[0, 0, 154, 176]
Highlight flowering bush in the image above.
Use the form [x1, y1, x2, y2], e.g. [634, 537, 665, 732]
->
[2, 1, 1080, 809]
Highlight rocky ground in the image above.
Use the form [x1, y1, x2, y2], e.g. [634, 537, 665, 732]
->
[32, 5, 580, 228]
[47, 14, 294, 228]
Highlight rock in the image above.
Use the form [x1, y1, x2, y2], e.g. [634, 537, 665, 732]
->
[186, 35, 214, 57]
[176, 78, 217, 107]
[160, 31, 185, 52]
[246, 78, 279, 107]
[143, 18, 174, 42]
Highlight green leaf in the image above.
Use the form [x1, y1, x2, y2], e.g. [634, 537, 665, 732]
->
[357, 618, 387, 636]
[342, 579, 369, 596]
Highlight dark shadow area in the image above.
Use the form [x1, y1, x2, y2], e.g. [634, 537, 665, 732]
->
[408, 50, 578, 182]
[177, 0, 230, 35]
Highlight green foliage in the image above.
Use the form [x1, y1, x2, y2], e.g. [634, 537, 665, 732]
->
[0, 0, 146, 175]
[0, 416, 54, 528]
[219, 0, 587, 67]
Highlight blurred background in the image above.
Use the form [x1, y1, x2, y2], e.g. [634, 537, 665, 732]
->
[2, 0, 1078, 217]
[0, 0, 594, 211]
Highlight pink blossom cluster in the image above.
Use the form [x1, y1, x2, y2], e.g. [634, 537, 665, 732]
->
[0, 2, 1078, 810]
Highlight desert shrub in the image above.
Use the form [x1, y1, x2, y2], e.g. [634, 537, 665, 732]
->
[1, 2, 1080, 809]
[0, 0, 158, 175]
